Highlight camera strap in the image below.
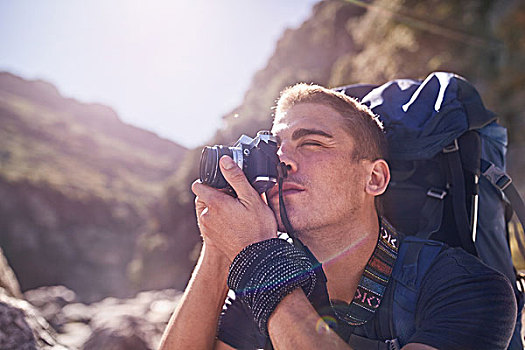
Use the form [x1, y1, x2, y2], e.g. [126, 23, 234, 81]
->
[276, 162, 297, 241]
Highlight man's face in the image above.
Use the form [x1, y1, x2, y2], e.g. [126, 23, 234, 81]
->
[267, 102, 372, 236]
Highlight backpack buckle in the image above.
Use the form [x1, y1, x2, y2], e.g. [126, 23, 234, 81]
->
[482, 163, 512, 191]
[385, 338, 401, 350]
[517, 271, 525, 293]
[442, 139, 459, 153]
[427, 188, 447, 200]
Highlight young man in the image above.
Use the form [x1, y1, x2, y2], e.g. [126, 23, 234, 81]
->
[159, 84, 516, 349]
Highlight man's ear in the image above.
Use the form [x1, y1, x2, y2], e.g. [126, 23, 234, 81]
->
[365, 159, 390, 197]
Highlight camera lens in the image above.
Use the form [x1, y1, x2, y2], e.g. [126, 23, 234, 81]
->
[199, 145, 232, 189]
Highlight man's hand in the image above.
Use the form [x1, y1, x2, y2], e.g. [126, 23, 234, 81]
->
[192, 155, 278, 261]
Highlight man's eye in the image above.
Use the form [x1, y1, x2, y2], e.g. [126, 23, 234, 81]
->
[300, 141, 322, 147]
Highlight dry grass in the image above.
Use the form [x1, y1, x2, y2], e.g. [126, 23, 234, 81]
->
[509, 219, 525, 272]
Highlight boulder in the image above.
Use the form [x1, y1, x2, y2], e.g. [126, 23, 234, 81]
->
[0, 247, 65, 349]
[0, 289, 66, 350]
[24, 285, 181, 350]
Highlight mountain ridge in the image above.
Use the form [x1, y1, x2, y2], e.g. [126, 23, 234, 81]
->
[0, 71, 187, 206]
[0, 71, 188, 301]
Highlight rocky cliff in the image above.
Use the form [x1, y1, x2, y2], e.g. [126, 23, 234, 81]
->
[0, 72, 187, 302]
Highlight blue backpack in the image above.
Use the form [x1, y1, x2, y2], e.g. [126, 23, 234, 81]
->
[338, 72, 525, 349]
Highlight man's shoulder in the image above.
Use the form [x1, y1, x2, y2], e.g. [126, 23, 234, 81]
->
[423, 244, 514, 289]
[390, 237, 517, 349]
[391, 235, 515, 310]
[395, 235, 511, 283]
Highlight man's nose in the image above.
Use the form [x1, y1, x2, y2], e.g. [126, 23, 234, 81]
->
[277, 144, 298, 173]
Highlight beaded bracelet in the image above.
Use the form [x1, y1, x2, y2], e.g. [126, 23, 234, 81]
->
[227, 238, 317, 335]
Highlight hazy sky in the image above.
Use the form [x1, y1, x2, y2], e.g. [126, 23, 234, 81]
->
[0, 0, 319, 148]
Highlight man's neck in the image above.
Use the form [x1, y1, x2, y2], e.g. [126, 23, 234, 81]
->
[298, 210, 380, 303]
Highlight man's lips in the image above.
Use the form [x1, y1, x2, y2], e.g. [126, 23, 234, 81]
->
[267, 182, 305, 200]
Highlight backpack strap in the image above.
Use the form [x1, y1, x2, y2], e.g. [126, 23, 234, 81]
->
[442, 137, 478, 256]
[481, 159, 525, 256]
[348, 333, 401, 350]
[481, 159, 525, 227]
[390, 236, 446, 346]
[416, 187, 447, 238]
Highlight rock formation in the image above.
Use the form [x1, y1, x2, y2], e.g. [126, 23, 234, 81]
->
[24, 286, 179, 350]
[0, 72, 187, 302]
[0, 248, 66, 349]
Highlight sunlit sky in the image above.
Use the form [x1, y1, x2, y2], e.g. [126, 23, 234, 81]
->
[0, 0, 319, 148]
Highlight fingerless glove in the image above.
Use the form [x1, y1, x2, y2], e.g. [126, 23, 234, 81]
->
[227, 238, 317, 335]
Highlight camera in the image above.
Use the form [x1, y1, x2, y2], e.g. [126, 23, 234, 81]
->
[199, 131, 279, 194]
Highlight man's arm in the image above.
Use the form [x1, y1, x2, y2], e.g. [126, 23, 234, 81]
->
[159, 155, 277, 350]
[268, 289, 349, 349]
[158, 244, 229, 350]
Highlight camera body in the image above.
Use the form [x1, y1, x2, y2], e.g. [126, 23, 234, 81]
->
[199, 131, 279, 194]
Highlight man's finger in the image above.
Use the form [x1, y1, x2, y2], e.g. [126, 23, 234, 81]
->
[194, 196, 207, 217]
[219, 156, 258, 201]
[192, 179, 224, 201]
